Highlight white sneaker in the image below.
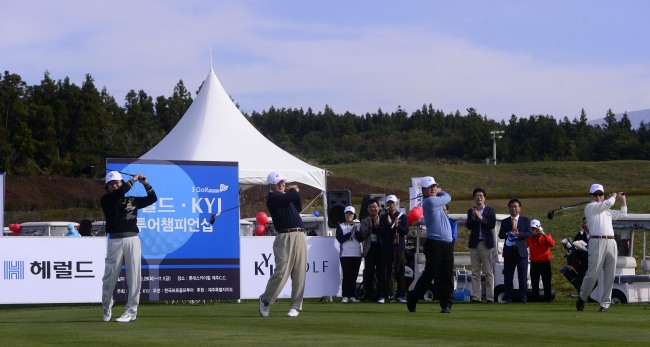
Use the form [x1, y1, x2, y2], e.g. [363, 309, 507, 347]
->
[259, 295, 269, 317]
[287, 308, 299, 317]
[378, 297, 385, 304]
[103, 308, 112, 322]
[115, 311, 137, 323]
[341, 297, 348, 303]
[349, 297, 360, 303]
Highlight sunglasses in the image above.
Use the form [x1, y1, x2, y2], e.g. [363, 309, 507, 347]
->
[592, 192, 604, 196]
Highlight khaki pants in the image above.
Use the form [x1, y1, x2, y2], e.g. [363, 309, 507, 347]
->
[102, 236, 141, 313]
[580, 238, 617, 308]
[261, 231, 308, 310]
[470, 242, 495, 301]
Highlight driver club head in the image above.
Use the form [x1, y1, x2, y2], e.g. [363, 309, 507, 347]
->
[209, 214, 216, 225]
[547, 211, 555, 220]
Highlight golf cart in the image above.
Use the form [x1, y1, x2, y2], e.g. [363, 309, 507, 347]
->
[561, 213, 650, 304]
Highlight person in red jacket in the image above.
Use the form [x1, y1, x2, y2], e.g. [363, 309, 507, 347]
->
[526, 219, 555, 302]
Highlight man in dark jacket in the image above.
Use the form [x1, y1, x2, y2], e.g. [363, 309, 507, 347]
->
[378, 195, 409, 303]
[466, 188, 497, 303]
[101, 171, 157, 323]
[498, 198, 532, 303]
[258, 171, 308, 318]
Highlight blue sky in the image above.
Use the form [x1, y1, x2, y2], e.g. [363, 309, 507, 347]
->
[2, 0, 649, 121]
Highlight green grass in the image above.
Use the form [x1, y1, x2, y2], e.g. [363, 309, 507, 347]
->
[2, 300, 650, 346]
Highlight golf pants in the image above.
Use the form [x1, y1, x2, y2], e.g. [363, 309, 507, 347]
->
[102, 236, 142, 313]
[579, 238, 617, 308]
[261, 231, 308, 310]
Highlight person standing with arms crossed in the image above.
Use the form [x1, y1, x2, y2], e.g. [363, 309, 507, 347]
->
[576, 184, 627, 312]
[259, 172, 308, 318]
[465, 188, 497, 303]
[407, 176, 454, 313]
[101, 171, 157, 323]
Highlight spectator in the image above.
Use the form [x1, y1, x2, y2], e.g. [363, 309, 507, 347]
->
[407, 176, 454, 313]
[258, 172, 308, 318]
[359, 199, 382, 302]
[101, 171, 157, 323]
[576, 184, 626, 312]
[526, 219, 555, 301]
[498, 198, 532, 303]
[574, 217, 590, 243]
[65, 223, 81, 237]
[465, 188, 497, 303]
[378, 195, 409, 303]
[336, 206, 364, 303]
[78, 219, 93, 236]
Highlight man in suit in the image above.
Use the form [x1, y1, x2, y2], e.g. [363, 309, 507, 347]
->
[466, 188, 497, 303]
[498, 198, 532, 303]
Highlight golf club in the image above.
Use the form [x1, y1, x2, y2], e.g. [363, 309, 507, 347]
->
[81, 165, 137, 178]
[209, 195, 268, 225]
[546, 201, 590, 220]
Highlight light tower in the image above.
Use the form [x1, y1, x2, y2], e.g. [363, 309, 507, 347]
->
[490, 130, 504, 165]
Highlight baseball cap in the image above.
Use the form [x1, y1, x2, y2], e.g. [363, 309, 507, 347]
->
[420, 176, 437, 188]
[105, 171, 123, 184]
[344, 206, 356, 214]
[530, 219, 542, 230]
[386, 195, 398, 203]
[267, 171, 285, 185]
[589, 183, 604, 195]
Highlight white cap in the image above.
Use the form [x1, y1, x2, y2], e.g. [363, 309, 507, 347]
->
[530, 219, 542, 230]
[386, 195, 398, 203]
[105, 171, 123, 184]
[344, 206, 356, 214]
[590, 183, 604, 194]
[267, 171, 284, 185]
[420, 176, 437, 188]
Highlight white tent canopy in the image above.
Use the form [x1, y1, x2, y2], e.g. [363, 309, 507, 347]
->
[141, 69, 327, 192]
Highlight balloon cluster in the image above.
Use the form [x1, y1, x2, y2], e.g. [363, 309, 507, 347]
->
[8, 223, 22, 236]
[254, 212, 269, 236]
[407, 206, 423, 227]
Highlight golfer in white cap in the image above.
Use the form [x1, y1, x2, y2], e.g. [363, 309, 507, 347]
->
[576, 184, 627, 312]
[407, 176, 454, 313]
[258, 171, 307, 318]
[101, 171, 157, 323]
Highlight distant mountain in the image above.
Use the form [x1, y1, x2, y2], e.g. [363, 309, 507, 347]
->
[588, 109, 650, 129]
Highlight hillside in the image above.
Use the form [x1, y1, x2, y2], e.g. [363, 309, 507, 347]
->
[4, 160, 650, 224]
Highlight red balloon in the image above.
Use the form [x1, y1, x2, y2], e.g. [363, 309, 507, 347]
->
[408, 206, 423, 226]
[254, 224, 266, 236]
[256, 212, 268, 226]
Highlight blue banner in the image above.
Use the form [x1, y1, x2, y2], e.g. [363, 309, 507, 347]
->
[106, 159, 239, 300]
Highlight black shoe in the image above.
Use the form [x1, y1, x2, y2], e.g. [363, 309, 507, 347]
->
[406, 291, 417, 312]
[471, 299, 481, 303]
[486, 300, 494, 304]
[576, 298, 585, 311]
[440, 306, 451, 314]
[599, 306, 608, 312]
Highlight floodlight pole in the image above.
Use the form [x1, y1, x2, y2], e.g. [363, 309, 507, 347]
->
[490, 130, 504, 165]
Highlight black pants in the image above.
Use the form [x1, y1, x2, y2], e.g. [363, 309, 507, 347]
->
[340, 256, 362, 298]
[362, 244, 381, 300]
[380, 251, 406, 299]
[411, 239, 455, 309]
[503, 246, 529, 302]
[530, 261, 552, 301]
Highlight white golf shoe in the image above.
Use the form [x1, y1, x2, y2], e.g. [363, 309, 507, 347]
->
[115, 310, 137, 323]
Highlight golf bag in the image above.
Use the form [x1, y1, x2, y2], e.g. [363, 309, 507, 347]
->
[560, 239, 589, 290]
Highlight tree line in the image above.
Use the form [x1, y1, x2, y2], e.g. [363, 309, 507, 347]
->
[1, 70, 649, 176]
